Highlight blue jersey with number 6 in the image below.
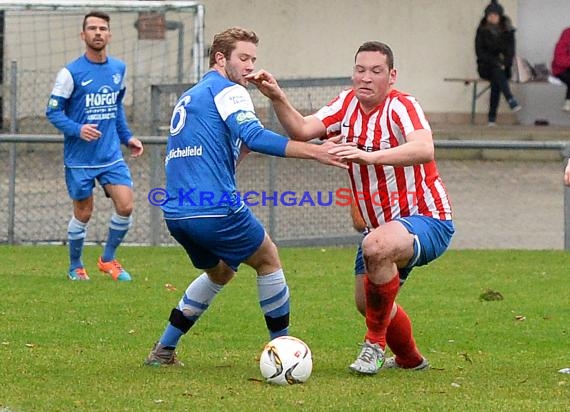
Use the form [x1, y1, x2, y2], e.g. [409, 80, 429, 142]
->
[162, 70, 289, 219]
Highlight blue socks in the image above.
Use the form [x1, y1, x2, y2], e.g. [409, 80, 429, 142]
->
[158, 269, 291, 348]
[102, 213, 132, 262]
[67, 217, 87, 270]
[159, 324, 186, 349]
[160, 273, 223, 348]
[257, 269, 290, 339]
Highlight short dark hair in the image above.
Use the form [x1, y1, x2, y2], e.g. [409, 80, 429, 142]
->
[83, 11, 111, 31]
[209, 27, 259, 68]
[355, 41, 394, 70]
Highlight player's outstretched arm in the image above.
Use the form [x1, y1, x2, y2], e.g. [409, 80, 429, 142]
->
[247, 70, 325, 142]
[329, 130, 434, 166]
[285, 136, 347, 170]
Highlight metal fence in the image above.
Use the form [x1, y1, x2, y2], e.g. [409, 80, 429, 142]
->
[2, 75, 570, 249]
[0, 76, 364, 247]
[0, 134, 359, 246]
[1, 2, 205, 135]
[3, 135, 570, 249]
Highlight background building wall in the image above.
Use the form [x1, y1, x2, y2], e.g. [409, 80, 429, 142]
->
[7, 0, 570, 123]
[200, 0, 519, 116]
[516, 0, 570, 126]
[517, 0, 568, 65]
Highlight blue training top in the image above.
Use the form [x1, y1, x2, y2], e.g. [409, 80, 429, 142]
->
[46, 54, 132, 168]
[161, 70, 289, 219]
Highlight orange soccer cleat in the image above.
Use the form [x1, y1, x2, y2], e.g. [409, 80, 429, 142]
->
[97, 257, 132, 281]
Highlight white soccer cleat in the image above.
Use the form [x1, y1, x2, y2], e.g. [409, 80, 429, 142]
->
[349, 340, 385, 375]
[383, 356, 430, 371]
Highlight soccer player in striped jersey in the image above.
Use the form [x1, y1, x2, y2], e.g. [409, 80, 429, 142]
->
[248, 41, 454, 375]
[143, 27, 346, 367]
[350, 203, 429, 371]
[46, 11, 143, 282]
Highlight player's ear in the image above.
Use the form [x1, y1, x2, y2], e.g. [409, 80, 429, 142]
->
[389, 68, 397, 86]
[214, 51, 226, 67]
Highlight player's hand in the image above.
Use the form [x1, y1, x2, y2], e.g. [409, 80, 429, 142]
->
[245, 69, 275, 86]
[327, 142, 371, 165]
[315, 135, 348, 169]
[564, 159, 570, 186]
[128, 137, 144, 158]
[237, 145, 251, 166]
[245, 70, 282, 100]
[80, 124, 102, 141]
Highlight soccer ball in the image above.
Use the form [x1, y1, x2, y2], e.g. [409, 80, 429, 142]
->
[259, 336, 313, 385]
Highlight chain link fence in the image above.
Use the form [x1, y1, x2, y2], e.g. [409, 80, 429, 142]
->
[1, 3, 205, 134]
[2, 76, 569, 249]
[1, 77, 364, 246]
[0, 137, 358, 246]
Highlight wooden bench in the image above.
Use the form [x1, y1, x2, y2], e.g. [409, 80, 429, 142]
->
[444, 78, 491, 124]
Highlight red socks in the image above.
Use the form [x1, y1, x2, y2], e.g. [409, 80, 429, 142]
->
[386, 304, 423, 368]
[364, 274, 400, 349]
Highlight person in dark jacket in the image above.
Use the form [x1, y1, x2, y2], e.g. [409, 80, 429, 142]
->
[475, 0, 521, 125]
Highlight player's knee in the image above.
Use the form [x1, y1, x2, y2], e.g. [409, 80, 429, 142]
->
[115, 204, 133, 217]
[247, 236, 281, 273]
[361, 233, 391, 262]
[74, 210, 92, 223]
[206, 266, 234, 285]
[260, 237, 279, 260]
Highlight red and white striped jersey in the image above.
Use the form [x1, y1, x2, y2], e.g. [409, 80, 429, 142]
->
[315, 88, 452, 228]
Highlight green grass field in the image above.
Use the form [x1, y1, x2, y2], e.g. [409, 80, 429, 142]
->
[0, 246, 569, 411]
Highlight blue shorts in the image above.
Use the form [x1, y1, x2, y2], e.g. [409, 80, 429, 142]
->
[65, 161, 133, 201]
[165, 205, 265, 271]
[354, 216, 455, 285]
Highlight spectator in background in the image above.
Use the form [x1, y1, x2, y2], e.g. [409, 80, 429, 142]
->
[475, 0, 521, 126]
[551, 27, 570, 112]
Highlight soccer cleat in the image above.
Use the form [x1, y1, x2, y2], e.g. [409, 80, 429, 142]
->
[97, 257, 131, 281]
[383, 356, 430, 371]
[144, 341, 184, 367]
[349, 340, 385, 375]
[68, 267, 90, 281]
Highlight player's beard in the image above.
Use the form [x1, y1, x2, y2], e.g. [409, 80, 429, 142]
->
[225, 64, 246, 87]
[87, 38, 107, 52]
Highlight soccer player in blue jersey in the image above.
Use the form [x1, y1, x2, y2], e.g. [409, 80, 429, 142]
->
[144, 27, 347, 366]
[46, 11, 143, 282]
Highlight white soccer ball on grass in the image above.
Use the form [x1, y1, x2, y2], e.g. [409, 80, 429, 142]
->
[259, 336, 313, 385]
